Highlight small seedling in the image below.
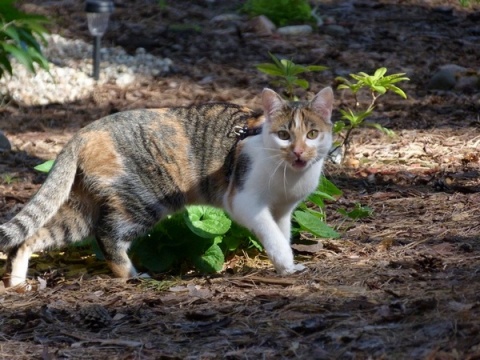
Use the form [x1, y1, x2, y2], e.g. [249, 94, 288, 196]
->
[256, 52, 327, 100]
[2, 173, 16, 184]
[334, 67, 409, 160]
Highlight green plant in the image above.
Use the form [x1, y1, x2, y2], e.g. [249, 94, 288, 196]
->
[34, 159, 54, 173]
[334, 68, 409, 159]
[129, 206, 260, 274]
[256, 52, 327, 99]
[2, 173, 16, 184]
[0, 0, 50, 79]
[242, 0, 313, 26]
[293, 176, 341, 239]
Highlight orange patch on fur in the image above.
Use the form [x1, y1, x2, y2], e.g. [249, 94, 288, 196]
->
[107, 260, 136, 278]
[147, 114, 201, 202]
[78, 131, 124, 178]
[246, 114, 266, 129]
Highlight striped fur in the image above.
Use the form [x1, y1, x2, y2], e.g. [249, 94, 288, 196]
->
[0, 87, 333, 287]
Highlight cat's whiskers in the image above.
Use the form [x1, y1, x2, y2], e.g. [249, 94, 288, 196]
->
[263, 153, 283, 162]
[268, 158, 286, 191]
[282, 162, 288, 200]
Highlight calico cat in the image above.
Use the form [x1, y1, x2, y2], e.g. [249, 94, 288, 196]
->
[0, 87, 333, 288]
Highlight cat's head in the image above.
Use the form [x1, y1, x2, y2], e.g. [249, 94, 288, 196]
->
[261, 87, 333, 171]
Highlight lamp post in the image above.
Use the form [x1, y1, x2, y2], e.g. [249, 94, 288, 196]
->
[85, 0, 114, 80]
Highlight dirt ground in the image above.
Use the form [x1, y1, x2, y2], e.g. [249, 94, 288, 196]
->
[1, 0, 480, 358]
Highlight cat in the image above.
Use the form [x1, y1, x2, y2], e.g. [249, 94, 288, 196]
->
[0, 87, 333, 288]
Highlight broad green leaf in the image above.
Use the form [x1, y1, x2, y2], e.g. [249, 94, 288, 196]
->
[27, 46, 49, 70]
[333, 120, 346, 133]
[338, 204, 373, 220]
[366, 123, 395, 137]
[307, 192, 325, 209]
[131, 239, 177, 273]
[336, 84, 351, 91]
[350, 73, 366, 81]
[304, 207, 326, 220]
[371, 85, 386, 94]
[221, 222, 252, 252]
[248, 236, 264, 251]
[184, 206, 232, 238]
[309, 190, 337, 202]
[17, 28, 42, 52]
[154, 212, 195, 247]
[318, 176, 342, 197]
[374, 67, 387, 79]
[3, 26, 21, 43]
[293, 78, 309, 89]
[305, 65, 328, 72]
[383, 73, 409, 83]
[222, 235, 244, 252]
[387, 84, 407, 99]
[2, 43, 35, 73]
[294, 210, 340, 238]
[193, 242, 224, 273]
[34, 159, 54, 173]
[256, 63, 285, 77]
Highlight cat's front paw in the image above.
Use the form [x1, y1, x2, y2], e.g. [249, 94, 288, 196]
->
[277, 263, 307, 275]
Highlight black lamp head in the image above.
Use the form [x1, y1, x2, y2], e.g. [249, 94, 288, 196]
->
[85, 0, 114, 13]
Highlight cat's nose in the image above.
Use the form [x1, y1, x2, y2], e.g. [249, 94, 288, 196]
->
[293, 148, 304, 157]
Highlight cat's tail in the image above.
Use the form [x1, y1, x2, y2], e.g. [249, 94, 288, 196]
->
[0, 140, 80, 250]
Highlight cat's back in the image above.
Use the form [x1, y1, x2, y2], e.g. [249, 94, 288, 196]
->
[70, 102, 264, 206]
[81, 102, 262, 144]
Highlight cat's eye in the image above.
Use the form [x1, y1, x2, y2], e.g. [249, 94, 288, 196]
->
[307, 130, 319, 139]
[277, 130, 290, 140]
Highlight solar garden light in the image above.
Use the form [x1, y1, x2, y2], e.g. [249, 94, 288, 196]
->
[85, 0, 114, 80]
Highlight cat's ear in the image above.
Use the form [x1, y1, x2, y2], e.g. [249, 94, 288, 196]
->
[262, 88, 285, 119]
[310, 87, 334, 123]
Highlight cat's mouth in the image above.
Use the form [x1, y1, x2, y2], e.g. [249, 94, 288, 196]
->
[292, 158, 308, 170]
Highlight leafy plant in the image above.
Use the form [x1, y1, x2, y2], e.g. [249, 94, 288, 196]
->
[242, 0, 313, 27]
[256, 52, 327, 99]
[0, 0, 50, 79]
[2, 173, 16, 184]
[334, 67, 409, 159]
[293, 176, 341, 239]
[338, 203, 373, 221]
[34, 159, 54, 173]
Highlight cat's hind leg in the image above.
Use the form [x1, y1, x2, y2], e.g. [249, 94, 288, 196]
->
[94, 208, 151, 279]
[3, 200, 95, 288]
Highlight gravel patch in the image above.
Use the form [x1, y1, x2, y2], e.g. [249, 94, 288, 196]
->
[0, 34, 173, 106]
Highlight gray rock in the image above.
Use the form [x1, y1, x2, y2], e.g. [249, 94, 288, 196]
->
[428, 64, 466, 90]
[210, 13, 242, 23]
[0, 131, 11, 152]
[428, 64, 480, 92]
[277, 25, 313, 36]
[249, 15, 276, 36]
